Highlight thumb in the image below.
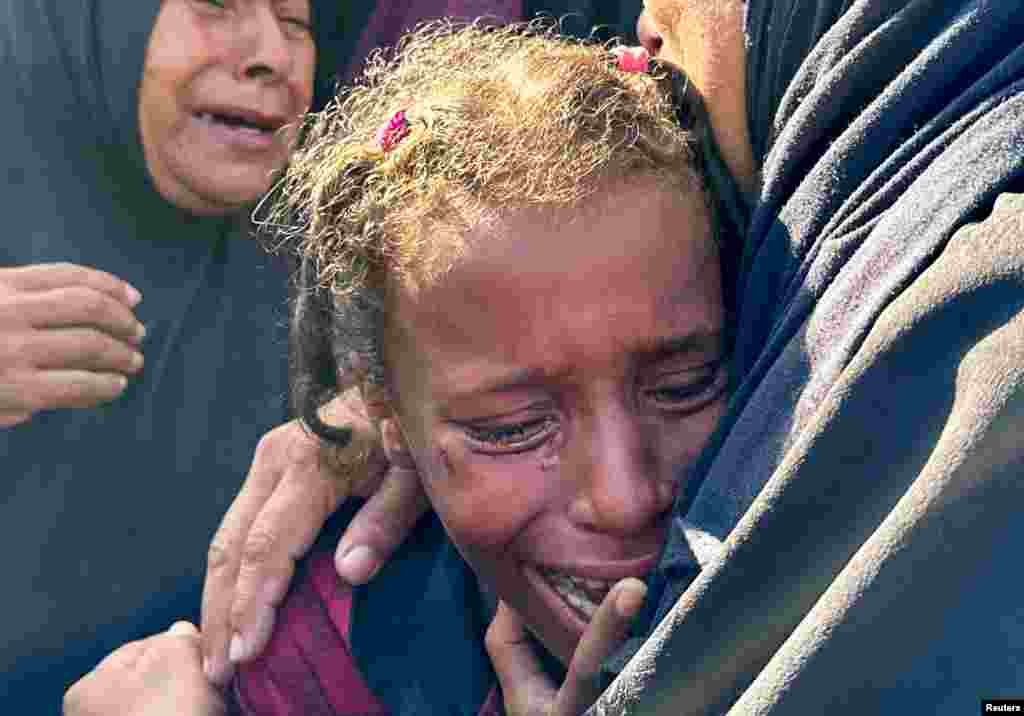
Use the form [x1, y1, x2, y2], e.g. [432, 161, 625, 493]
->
[485, 602, 556, 716]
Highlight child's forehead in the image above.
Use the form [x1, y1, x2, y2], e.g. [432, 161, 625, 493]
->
[392, 179, 716, 309]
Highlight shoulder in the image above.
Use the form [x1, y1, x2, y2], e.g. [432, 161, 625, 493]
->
[231, 544, 388, 715]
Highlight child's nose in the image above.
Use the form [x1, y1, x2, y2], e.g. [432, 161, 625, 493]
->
[567, 409, 675, 534]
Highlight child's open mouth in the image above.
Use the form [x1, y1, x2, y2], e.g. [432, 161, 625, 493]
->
[537, 566, 615, 621]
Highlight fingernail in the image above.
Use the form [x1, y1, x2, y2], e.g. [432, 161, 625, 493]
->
[229, 607, 276, 666]
[135, 322, 147, 342]
[260, 574, 288, 605]
[336, 545, 380, 584]
[126, 285, 142, 307]
[247, 607, 277, 657]
[168, 620, 197, 636]
[615, 580, 648, 619]
[229, 633, 247, 664]
[229, 610, 276, 667]
[131, 352, 144, 370]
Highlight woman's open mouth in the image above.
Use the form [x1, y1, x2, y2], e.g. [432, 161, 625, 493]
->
[192, 109, 288, 151]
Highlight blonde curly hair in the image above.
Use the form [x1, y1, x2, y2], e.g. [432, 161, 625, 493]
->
[271, 19, 706, 295]
[277, 19, 712, 444]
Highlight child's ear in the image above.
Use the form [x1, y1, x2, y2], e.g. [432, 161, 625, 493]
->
[346, 351, 392, 422]
[344, 351, 415, 468]
[379, 417, 417, 470]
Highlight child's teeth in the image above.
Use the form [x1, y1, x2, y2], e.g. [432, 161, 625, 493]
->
[541, 568, 615, 621]
[563, 587, 598, 619]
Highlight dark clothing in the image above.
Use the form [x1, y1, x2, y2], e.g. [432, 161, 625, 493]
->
[232, 508, 502, 716]
[339, 0, 640, 81]
[0, 2, 630, 712]
[0, 1, 348, 712]
[600, 1, 1024, 713]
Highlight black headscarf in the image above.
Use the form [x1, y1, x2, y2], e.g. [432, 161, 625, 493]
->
[598, 1, 1024, 713]
[0, 1, 351, 711]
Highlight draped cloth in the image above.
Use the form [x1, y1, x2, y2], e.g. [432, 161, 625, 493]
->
[598, 1, 1024, 713]
[341, 1, 524, 81]
[0, 1, 349, 711]
[338, 0, 642, 82]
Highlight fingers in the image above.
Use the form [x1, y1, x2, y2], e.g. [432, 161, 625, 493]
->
[8, 286, 146, 344]
[485, 602, 557, 716]
[0, 328, 141, 413]
[92, 637, 151, 673]
[226, 452, 346, 665]
[0, 412, 31, 427]
[488, 580, 647, 716]
[553, 579, 646, 716]
[201, 436, 288, 687]
[334, 463, 430, 585]
[202, 431, 292, 685]
[0, 264, 146, 418]
[0, 369, 128, 412]
[1, 262, 141, 307]
[201, 423, 343, 686]
[28, 328, 144, 374]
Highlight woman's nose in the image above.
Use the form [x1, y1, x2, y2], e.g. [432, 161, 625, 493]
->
[238, 8, 294, 83]
[568, 412, 675, 534]
[637, 13, 664, 58]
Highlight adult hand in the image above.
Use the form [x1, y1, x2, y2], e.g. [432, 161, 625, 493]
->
[200, 386, 430, 686]
[0, 262, 145, 427]
[64, 622, 225, 716]
[486, 579, 647, 716]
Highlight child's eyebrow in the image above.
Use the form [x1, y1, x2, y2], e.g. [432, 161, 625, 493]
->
[442, 330, 725, 401]
[633, 330, 724, 364]
[446, 365, 560, 400]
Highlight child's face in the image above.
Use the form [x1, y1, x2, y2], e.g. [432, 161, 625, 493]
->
[384, 178, 726, 665]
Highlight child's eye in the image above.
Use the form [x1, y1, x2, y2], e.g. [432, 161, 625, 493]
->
[463, 416, 557, 453]
[645, 361, 727, 413]
[279, 15, 312, 36]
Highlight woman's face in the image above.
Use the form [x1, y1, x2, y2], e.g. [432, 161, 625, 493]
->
[138, 0, 316, 215]
[637, 0, 758, 194]
[384, 179, 727, 665]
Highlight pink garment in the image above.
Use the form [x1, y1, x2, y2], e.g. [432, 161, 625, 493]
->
[342, 1, 525, 80]
[232, 550, 503, 716]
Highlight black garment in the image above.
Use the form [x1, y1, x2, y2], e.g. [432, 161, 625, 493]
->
[0, 2, 351, 712]
[598, 1, 1024, 713]
[524, 0, 641, 41]
[349, 507, 497, 716]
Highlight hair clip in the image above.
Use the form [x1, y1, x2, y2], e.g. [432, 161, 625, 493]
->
[612, 46, 651, 74]
[375, 110, 411, 153]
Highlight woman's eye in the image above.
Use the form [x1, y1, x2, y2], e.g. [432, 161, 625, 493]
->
[198, 0, 227, 8]
[463, 416, 556, 453]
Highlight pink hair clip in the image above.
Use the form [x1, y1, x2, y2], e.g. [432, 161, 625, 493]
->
[375, 110, 411, 153]
[612, 46, 651, 74]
